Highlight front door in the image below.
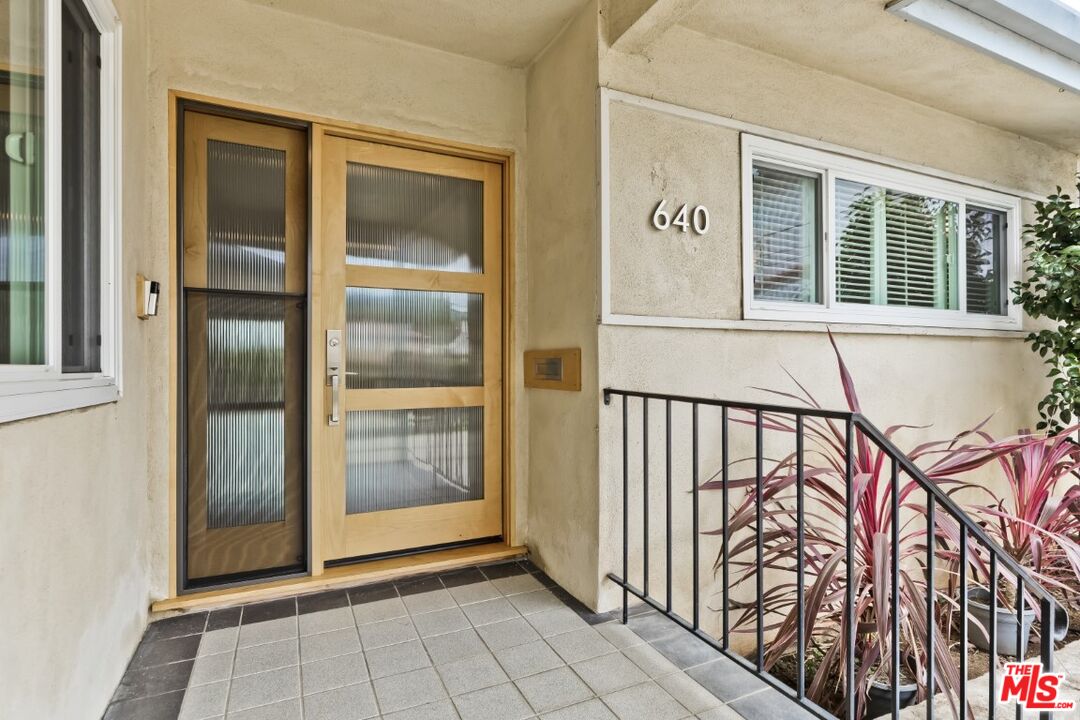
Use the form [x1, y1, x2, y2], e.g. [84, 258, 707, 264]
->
[315, 132, 503, 562]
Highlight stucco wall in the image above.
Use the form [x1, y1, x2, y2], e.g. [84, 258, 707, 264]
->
[0, 0, 155, 717]
[594, 26, 1080, 621]
[523, 2, 603, 607]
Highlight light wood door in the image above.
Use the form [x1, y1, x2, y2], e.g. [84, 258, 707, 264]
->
[315, 132, 503, 562]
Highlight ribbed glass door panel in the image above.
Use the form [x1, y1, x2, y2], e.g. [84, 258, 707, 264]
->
[346, 162, 483, 273]
[207, 139, 287, 292]
[345, 287, 483, 389]
[346, 407, 484, 514]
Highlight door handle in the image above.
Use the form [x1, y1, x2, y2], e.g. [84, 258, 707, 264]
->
[326, 329, 342, 426]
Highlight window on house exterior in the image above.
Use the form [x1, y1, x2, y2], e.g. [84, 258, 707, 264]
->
[745, 135, 1020, 331]
[0, 0, 121, 423]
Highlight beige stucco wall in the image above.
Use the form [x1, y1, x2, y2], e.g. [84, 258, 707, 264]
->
[594, 25, 1080, 626]
[0, 0, 155, 717]
[523, 2, 603, 607]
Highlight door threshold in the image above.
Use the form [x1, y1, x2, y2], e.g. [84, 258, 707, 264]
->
[153, 542, 527, 614]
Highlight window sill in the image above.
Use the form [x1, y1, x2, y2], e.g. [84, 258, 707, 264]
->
[0, 379, 121, 424]
[745, 303, 1023, 333]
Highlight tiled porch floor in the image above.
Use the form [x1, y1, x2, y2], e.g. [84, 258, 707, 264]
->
[103, 560, 810, 720]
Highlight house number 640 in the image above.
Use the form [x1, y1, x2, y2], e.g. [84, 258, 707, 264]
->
[652, 200, 709, 235]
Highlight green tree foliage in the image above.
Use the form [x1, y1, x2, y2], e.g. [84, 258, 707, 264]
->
[1013, 176, 1080, 432]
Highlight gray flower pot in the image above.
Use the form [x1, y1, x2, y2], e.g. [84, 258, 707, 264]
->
[965, 586, 1067, 657]
[865, 680, 918, 719]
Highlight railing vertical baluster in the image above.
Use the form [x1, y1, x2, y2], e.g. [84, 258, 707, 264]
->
[755, 409, 764, 673]
[692, 403, 700, 632]
[989, 553, 997, 720]
[926, 494, 935, 720]
[796, 413, 806, 701]
[722, 405, 730, 651]
[1040, 596, 1055, 720]
[643, 398, 649, 600]
[845, 418, 855, 720]
[1016, 583, 1024, 720]
[960, 525, 968, 718]
[666, 400, 672, 614]
[621, 395, 628, 624]
[891, 458, 900, 720]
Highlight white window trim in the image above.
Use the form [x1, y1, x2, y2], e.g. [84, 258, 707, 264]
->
[741, 134, 1023, 332]
[0, 0, 123, 424]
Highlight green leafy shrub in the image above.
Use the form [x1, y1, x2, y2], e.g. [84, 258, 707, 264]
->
[1012, 176, 1080, 431]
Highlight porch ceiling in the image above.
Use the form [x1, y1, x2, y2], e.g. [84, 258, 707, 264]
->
[237, 0, 589, 67]
[679, 0, 1080, 154]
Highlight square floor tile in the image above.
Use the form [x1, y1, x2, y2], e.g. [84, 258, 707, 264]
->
[514, 666, 592, 714]
[103, 690, 185, 720]
[297, 590, 349, 616]
[190, 651, 234, 686]
[301, 627, 361, 663]
[129, 634, 202, 669]
[650, 632, 723, 670]
[242, 598, 297, 625]
[476, 617, 541, 652]
[227, 665, 301, 713]
[357, 616, 418, 649]
[601, 681, 690, 720]
[383, 699, 461, 720]
[402, 588, 456, 615]
[726, 689, 815, 720]
[626, 611, 682, 643]
[540, 698, 617, 720]
[526, 607, 589, 638]
[696, 705, 745, 720]
[365, 639, 431, 679]
[494, 640, 564, 680]
[594, 622, 644, 650]
[302, 680, 379, 720]
[436, 651, 509, 696]
[238, 617, 297, 649]
[373, 667, 448, 714]
[144, 612, 207, 642]
[423, 627, 489, 666]
[348, 581, 398, 605]
[227, 698, 302, 720]
[546, 627, 616, 664]
[462, 598, 519, 627]
[234, 638, 299, 677]
[492, 573, 545, 596]
[198, 627, 239, 656]
[206, 606, 242, 632]
[479, 563, 528, 580]
[396, 574, 444, 596]
[622, 644, 681, 679]
[111, 658, 193, 702]
[446, 580, 502, 606]
[439, 567, 487, 588]
[572, 652, 649, 696]
[508, 589, 564, 616]
[352, 596, 408, 626]
[301, 652, 369, 696]
[453, 682, 534, 720]
[656, 673, 722, 714]
[685, 658, 768, 703]
[300, 607, 355, 637]
[178, 679, 228, 720]
[412, 607, 470, 638]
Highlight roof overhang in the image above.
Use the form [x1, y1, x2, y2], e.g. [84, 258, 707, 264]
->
[887, 0, 1080, 94]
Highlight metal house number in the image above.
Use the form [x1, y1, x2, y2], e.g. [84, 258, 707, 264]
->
[652, 199, 710, 235]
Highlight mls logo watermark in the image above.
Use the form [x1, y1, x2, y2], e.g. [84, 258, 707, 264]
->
[999, 662, 1076, 712]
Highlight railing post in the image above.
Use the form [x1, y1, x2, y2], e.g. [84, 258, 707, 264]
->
[845, 418, 855, 720]
[692, 403, 700, 632]
[1040, 596, 1055, 720]
[755, 409, 764, 673]
[960, 525, 968, 718]
[1016, 586, 1024, 720]
[989, 553, 997, 720]
[796, 413, 806, 701]
[722, 405, 730, 651]
[926, 494, 935, 720]
[891, 458, 900, 720]
[643, 398, 649, 599]
[666, 399, 672, 614]
[621, 395, 628, 624]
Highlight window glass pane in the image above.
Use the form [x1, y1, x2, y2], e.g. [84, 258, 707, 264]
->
[0, 1, 46, 365]
[60, 0, 102, 373]
[346, 287, 483, 389]
[752, 163, 820, 303]
[346, 162, 483, 273]
[346, 406, 484, 514]
[966, 205, 1007, 316]
[835, 179, 958, 309]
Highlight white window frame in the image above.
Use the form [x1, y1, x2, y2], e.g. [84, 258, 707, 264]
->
[0, 0, 123, 424]
[741, 134, 1023, 331]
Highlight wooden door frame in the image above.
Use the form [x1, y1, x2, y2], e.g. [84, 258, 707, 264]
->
[168, 90, 518, 597]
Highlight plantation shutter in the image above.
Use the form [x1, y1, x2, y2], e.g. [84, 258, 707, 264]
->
[835, 179, 958, 309]
[751, 163, 820, 303]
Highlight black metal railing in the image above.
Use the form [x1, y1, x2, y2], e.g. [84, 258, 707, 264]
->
[603, 388, 1060, 720]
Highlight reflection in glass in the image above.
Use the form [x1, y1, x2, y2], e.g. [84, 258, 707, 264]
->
[346, 162, 483, 273]
[207, 140, 287, 292]
[966, 205, 1006, 316]
[346, 407, 484, 514]
[346, 287, 482, 389]
[752, 163, 821, 303]
[0, 1, 45, 365]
